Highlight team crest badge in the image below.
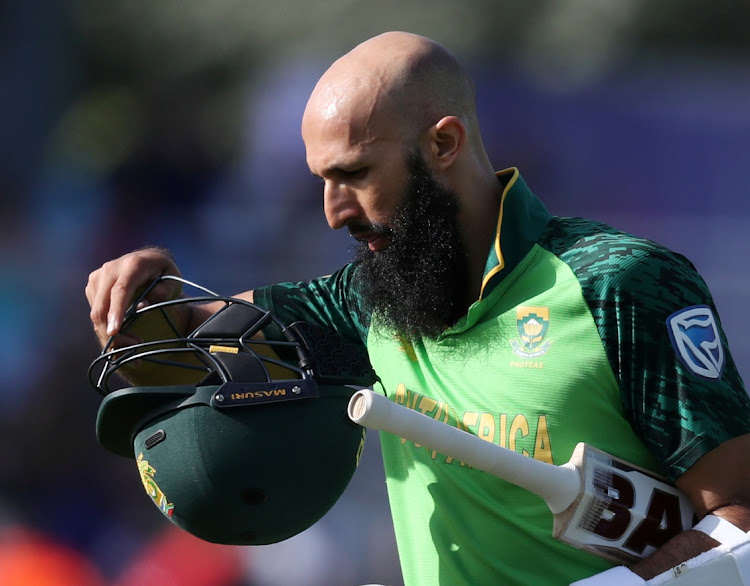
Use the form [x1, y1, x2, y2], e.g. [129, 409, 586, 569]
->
[667, 305, 724, 380]
[511, 306, 553, 358]
[137, 452, 175, 518]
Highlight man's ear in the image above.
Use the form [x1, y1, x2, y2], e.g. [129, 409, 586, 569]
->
[424, 116, 466, 170]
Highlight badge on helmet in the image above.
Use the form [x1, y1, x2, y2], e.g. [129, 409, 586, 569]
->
[89, 276, 377, 546]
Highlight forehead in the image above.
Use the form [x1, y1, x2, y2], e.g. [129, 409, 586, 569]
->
[302, 106, 405, 173]
[301, 66, 411, 167]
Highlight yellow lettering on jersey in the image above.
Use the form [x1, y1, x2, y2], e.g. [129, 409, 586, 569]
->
[478, 412, 495, 443]
[456, 412, 480, 467]
[534, 415, 553, 464]
[395, 382, 407, 405]
[443, 406, 463, 464]
[433, 400, 447, 424]
[395, 383, 410, 444]
[404, 393, 424, 447]
[509, 360, 544, 369]
[499, 413, 507, 448]
[509, 414, 530, 456]
[462, 411, 479, 433]
[389, 384, 554, 467]
[418, 395, 438, 416]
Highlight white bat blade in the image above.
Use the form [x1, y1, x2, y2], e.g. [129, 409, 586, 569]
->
[557, 443, 695, 564]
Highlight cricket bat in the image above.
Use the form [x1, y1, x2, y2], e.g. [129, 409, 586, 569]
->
[347, 388, 696, 566]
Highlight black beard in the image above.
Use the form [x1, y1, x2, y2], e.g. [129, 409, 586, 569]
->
[354, 151, 469, 339]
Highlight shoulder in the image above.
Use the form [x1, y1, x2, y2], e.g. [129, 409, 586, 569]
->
[253, 263, 376, 351]
[256, 262, 361, 305]
[540, 216, 707, 305]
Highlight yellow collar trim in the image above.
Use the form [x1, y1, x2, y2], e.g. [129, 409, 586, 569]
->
[479, 168, 520, 301]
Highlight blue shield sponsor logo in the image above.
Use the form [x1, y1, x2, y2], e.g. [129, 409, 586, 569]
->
[667, 305, 724, 380]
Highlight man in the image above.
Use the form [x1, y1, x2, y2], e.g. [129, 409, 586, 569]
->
[87, 31, 750, 585]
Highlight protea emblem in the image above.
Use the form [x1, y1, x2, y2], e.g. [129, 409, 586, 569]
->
[667, 305, 724, 380]
[137, 452, 175, 518]
[511, 306, 553, 358]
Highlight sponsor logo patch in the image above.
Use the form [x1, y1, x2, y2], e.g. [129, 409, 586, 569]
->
[667, 305, 724, 380]
[510, 306, 553, 359]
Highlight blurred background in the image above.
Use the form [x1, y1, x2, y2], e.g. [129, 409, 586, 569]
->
[2, 0, 750, 584]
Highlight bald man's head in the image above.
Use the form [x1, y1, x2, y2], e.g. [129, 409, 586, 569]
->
[301, 34, 502, 335]
[303, 31, 478, 148]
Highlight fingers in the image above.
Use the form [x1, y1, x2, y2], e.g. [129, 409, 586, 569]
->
[144, 278, 183, 308]
[86, 266, 116, 346]
[86, 247, 181, 347]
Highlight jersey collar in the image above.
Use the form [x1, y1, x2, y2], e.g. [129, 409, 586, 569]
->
[478, 168, 552, 301]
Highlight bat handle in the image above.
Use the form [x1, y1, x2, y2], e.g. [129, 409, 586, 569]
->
[348, 389, 580, 514]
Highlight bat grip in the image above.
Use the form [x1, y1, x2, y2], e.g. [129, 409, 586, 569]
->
[348, 388, 580, 514]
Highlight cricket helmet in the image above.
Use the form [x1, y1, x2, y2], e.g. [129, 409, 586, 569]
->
[89, 276, 376, 546]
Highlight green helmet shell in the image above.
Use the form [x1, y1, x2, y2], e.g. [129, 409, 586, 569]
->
[90, 277, 376, 545]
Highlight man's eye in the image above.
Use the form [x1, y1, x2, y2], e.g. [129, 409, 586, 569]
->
[343, 168, 367, 179]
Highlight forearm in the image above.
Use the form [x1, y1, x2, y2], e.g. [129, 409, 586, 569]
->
[573, 510, 750, 585]
[629, 528, 718, 580]
[631, 505, 750, 580]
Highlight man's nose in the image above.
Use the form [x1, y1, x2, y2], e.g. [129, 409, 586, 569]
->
[323, 181, 360, 230]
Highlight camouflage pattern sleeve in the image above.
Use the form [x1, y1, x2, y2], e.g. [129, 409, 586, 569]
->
[252, 262, 370, 348]
[543, 217, 750, 481]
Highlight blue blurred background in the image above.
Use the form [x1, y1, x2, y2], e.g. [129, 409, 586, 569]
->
[1, 1, 749, 584]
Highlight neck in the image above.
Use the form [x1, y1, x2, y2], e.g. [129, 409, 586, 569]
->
[461, 172, 503, 305]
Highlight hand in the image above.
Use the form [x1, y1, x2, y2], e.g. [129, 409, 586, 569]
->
[86, 247, 183, 349]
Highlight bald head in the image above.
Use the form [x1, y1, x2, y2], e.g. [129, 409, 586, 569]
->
[303, 31, 478, 147]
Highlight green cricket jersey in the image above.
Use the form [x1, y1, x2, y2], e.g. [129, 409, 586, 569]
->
[253, 168, 750, 585]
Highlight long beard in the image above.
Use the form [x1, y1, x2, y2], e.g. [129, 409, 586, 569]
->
[354, 152, 469, 339]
